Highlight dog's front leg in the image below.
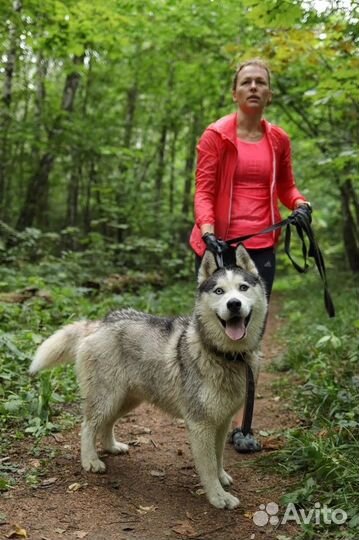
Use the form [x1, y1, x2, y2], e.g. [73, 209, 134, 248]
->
[216, 418, 233, 487]
[186, 421, 239, 510]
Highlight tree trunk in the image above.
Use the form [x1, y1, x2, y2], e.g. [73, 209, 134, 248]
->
[84, 159, 102, 235]
[340, 179, 359, 272]
[182, 112, 200, 216]
[169, 128, 178, 214]
[0, 0, 22, 220]
[16, 55, 84, 230]
[154, 123, 168, 213]
[115, 84, 138, 242]
[66, 157, 82, 227]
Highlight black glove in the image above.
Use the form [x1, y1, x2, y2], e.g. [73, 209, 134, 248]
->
[202, 233, 228, 255]
[292, 202, 312, 224]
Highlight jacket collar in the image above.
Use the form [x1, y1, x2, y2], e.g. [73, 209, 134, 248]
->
[209, 112, 271, 146]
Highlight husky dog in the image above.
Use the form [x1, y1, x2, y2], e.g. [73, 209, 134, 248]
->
[30, 245, 267, 509]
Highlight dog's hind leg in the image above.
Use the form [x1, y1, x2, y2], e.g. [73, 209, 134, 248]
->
[187, 421, 239, 510]
[81, 416, 106, 473]
[100, 419, 129, 455]
[100, 398, 141, 454]
[215, 418, 233, 487]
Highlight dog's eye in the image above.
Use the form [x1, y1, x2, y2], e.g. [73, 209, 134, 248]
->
[214, 287, 224, 295]
[239, 284, 249, 291]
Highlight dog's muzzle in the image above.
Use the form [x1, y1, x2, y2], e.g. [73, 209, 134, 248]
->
[217, 311, 252, 341]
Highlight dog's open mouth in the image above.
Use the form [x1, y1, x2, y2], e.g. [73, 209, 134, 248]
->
[217, 312, 252, 341]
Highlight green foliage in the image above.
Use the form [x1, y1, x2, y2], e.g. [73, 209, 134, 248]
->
[273, 271, 359, 539]
[1, 0, 356, 271]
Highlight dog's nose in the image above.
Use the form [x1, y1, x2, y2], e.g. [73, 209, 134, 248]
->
[227, 298, 242, 313]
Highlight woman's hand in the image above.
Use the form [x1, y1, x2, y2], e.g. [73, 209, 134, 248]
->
[202, 233, 229, 255]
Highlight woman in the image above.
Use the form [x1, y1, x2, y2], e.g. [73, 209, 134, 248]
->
[189, 59, 310, 452]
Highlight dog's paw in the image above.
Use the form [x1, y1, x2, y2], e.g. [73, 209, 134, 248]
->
[219, 469, 233, 487]
[105, 442, 129, 455]
[208, 490, 240, 510]
[82, 457, 106, 473]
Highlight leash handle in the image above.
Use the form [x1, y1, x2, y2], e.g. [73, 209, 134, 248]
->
[223, 209, 335, 318]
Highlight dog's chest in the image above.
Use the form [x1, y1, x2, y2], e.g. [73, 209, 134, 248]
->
[200, 367, 246, 421]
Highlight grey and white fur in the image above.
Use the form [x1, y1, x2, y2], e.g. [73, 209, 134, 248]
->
[29, 245, 268, 509]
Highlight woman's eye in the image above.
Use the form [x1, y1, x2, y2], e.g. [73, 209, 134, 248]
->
[239, 284, 249, 292]
[214, 288, 224, 295]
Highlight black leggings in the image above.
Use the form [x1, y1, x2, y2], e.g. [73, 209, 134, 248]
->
[195, 247, 276, 300]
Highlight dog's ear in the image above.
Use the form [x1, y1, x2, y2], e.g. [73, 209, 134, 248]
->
[198, 250, 218, 285]
[235, 245, 259, 276]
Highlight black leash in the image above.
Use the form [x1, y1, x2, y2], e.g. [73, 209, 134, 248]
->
[225, 205, 335, 318]
[242, 362, 255, 437]
[219, 206, 335, 440]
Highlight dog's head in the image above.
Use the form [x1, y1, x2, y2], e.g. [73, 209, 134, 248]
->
[196, 245, 267, 349]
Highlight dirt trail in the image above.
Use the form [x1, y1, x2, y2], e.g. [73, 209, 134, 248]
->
[1, 296, 298, 540]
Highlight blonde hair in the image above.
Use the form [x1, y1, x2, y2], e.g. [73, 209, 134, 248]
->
[232, 59, 271, 90]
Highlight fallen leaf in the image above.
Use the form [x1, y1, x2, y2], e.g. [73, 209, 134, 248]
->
[150, 470, 165, 478]
[195, 488, 205, 496]
[28, 459, 41, 469]
[41, 477, 58, 487]
[172, 520, 197, 537]
[244, 511, 254, 519]
[135, 436, 150, 445]
[67, 482, 88, 492]
[259, 430, 270, 437]
[51, 433, 65, 443]
[129, 425, 151, 435]
[54, 528, 67, 534]
[136, 505, 157, 515]
[73, 531, 88, 539]
[262, 437, 284, 451]
[273, 396, 281, 402]
[5, 524, 28, 538]
[68, 482, 81, 492]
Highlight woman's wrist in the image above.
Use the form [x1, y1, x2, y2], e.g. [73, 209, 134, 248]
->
[200, 224, 214, 236]
[294, 199, 311, 210]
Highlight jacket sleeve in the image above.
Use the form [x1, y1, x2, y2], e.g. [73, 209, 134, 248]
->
[276, 134, 306, 210]
[194, 129, 221, 227]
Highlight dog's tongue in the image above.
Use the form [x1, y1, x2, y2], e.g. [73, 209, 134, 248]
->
[225, 318, 246, 341]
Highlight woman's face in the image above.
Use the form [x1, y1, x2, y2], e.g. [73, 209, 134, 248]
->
[232, 65, 272, 115]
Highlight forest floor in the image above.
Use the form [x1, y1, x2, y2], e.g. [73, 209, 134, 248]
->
[1, 296, 300, 540]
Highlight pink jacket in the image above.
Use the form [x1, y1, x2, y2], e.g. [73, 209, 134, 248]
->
[189, 113, 306, 256]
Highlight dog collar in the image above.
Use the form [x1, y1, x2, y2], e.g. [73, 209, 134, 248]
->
[210, 346, 247, 363]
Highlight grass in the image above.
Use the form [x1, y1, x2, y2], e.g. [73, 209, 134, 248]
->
[271, 269, 359, 539]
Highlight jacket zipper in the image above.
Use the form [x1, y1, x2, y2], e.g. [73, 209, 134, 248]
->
[266, 123, 276, 241]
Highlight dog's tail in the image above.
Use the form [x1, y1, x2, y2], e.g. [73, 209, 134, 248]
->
[29, 321, 99, 375]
